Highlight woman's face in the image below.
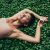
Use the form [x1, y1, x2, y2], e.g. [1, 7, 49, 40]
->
[19, 13, 31, 26]
[13, 13, 31, 26]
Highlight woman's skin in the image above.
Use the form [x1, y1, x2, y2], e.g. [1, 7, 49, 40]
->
[0, 9, 48, 43]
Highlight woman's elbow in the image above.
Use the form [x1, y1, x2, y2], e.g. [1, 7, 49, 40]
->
[33, 38, 40, 43]
[23, 9, 30, 12]
[35, 39, 40, 43]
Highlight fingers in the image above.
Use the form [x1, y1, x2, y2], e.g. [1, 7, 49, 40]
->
[39, 20, 43, 24]
[40, 16, 48, 22]
[44, 17, 48, 22]
[38, 20, 43, 25]
[37, 16, 48, 27]
[37, 20, 43, 27]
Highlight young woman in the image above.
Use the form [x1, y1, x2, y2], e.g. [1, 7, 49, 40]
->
[0, 9, 48, 43]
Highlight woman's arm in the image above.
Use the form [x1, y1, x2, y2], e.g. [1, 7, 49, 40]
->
[17, 24, 41, 43]
[8, 20, 43, 43]
[8, 9, 41, 20]
[22, 9, 41, 19]
[8, 9, 48, 22]
[16, 21, 41, 43]
[23, 9, 48, 21]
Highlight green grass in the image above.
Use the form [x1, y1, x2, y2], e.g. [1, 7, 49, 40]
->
[0, 0, 50, 50]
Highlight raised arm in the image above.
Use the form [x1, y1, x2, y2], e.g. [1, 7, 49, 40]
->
[16, 21, 42, 43]
[23, 9, 41, 19]
[8, 9, 41, 20]
[22, 9, 48, 21]
[8, 9, 48, 22]
[8, 20, 43, 43]
[17, 23, 41, 43]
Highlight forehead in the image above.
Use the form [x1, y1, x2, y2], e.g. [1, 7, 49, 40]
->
[25, 13, 31, 16]
[23, 13, 31, 19]
[17, 12, 31, 20]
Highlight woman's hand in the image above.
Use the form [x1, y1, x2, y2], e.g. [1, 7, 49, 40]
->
[40, 16, 48, 22]
[37, 20, 43, 28]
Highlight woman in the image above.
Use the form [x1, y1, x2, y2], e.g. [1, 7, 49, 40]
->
[0, 9, 48, 43]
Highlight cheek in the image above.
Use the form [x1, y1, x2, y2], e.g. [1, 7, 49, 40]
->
[21, 18, 27, 22]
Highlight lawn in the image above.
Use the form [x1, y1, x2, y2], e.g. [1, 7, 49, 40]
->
[0, 0, 50, 50]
